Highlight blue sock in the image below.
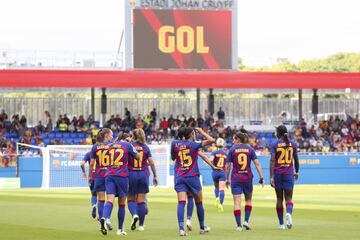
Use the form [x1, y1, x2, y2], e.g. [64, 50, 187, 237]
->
[177, 201, 186, 230]
[214, 188, 219, 198]
[196, 202, 205, 230]
[118, 204, 125, 230]
[245, 205, 252, 222]
[187, 197, 194, 220]
[103, 201, 113, 220]
[277, 207, 284, 225]
[234, 210, 241, 227]
[128, 200, 137, 216]
[98, 200, 105, 219]
[137, 202, 146, 226]
[286, 201, 293, 214]
[219, 190, 225, 204]
[91, 195, 97, 207]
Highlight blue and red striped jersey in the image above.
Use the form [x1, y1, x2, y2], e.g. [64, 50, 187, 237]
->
[128, 142, 152, 172]
[171, 140, 202, 178]
[211, 149, 228, 171]
[270, 138, 298, 175]
[226, 144, 257, 183]
[106, 141, 138, 177]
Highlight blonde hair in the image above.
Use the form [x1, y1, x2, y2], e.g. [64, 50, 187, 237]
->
[97, 128, 111, 143]
[133, 128, 146, 144]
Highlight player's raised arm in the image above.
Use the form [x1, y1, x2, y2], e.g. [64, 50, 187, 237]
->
[195, 127, 215, 147]
[199, 150, 219, 170]
[148, 156, 158, 186]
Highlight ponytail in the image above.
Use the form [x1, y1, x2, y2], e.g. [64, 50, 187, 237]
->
[276, 125, 289, 147]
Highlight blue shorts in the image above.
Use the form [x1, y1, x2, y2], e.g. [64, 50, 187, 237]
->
[231, 181, 253, 195]
[274, 174, 294, 190]
[174, 176, 202, 195]
[128, 171, 149, 195]
[105, 176, 129, 197]
[212, 171, 226, 182]
[93, 177, 105, 192]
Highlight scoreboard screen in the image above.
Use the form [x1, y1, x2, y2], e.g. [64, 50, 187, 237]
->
[133, 9, 232, 70]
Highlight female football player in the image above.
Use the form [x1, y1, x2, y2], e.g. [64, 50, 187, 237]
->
[270, 125, 299, 229]
[226, 131, 264, 231]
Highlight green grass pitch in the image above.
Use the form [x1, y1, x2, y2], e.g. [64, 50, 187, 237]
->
[0, 185, 359, 240]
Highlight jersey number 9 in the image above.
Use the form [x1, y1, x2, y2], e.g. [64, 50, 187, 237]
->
[237, 153, 248, 171]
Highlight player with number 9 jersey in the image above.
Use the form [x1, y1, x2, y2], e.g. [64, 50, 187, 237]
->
[226, 131, 264, 231]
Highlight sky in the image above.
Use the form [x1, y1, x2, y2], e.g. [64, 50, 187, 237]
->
[0, 0, 359, 66]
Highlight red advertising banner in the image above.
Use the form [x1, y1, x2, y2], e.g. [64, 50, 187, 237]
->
[133, 9, 232, 69]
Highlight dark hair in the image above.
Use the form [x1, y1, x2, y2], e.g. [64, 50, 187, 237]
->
[177, 124, 194, 140]
[239, 128, 249, 143]
[234, 131, 247, 144]
[276, 125, 289, 147]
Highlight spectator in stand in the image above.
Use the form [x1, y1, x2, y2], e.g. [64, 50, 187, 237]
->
[150, 108, 157, 126]
[299, 117, 307, 138]
[77, 115, 86, 128]
[125, 107, 131, 120]
[59, 120, 68, 132]
[20, 115, 27, 129]
[63, 114, 70, 125]
[44, 111, 53, 132]
[0, 109, 8, 121]
[309, 125, 317, 138]
[197, 114, 205, 128]
[160, 117, 169, 139]
[217, 107, 225, 123]
[168, 114, 175, 127]
[114, 114, 122, 126]
[56, 115, 62, 128]
[340, 123, 349, 137]
[35, 121, 45, 133]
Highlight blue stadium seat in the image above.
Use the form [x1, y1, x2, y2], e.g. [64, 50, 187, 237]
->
[73, 138, 81, 144]
[65, 138, 73, 145]
[63, 132, 70, 138]
[44, 138, 51, 145]
[70, 132, 77, 138]
[48, 133, 55, 139]
[78, 133, 85, 138]
[55, 132, 63, 138]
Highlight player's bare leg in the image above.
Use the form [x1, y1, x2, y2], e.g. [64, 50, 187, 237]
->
[91, 191, 97, 219]
[218, 181, 226, 212]
[117, 196, 127, 236]
[137, 193, 146, 231]
[195, 191, 210, 234]
[233, 194, 242, 231]
[177, 192, 187, 236]
[243, 193, 252, 230]
[275, 189, 285, 229]
[214, 181, 220, 208]
[284, 189, 294, 229]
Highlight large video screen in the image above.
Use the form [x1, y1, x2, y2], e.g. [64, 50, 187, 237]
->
[133, 9, 232, 69]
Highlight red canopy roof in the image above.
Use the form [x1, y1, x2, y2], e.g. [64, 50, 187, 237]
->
[1, 69, 360, 89]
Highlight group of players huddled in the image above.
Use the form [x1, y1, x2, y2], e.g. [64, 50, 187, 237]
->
[81, 124, 299, 236]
